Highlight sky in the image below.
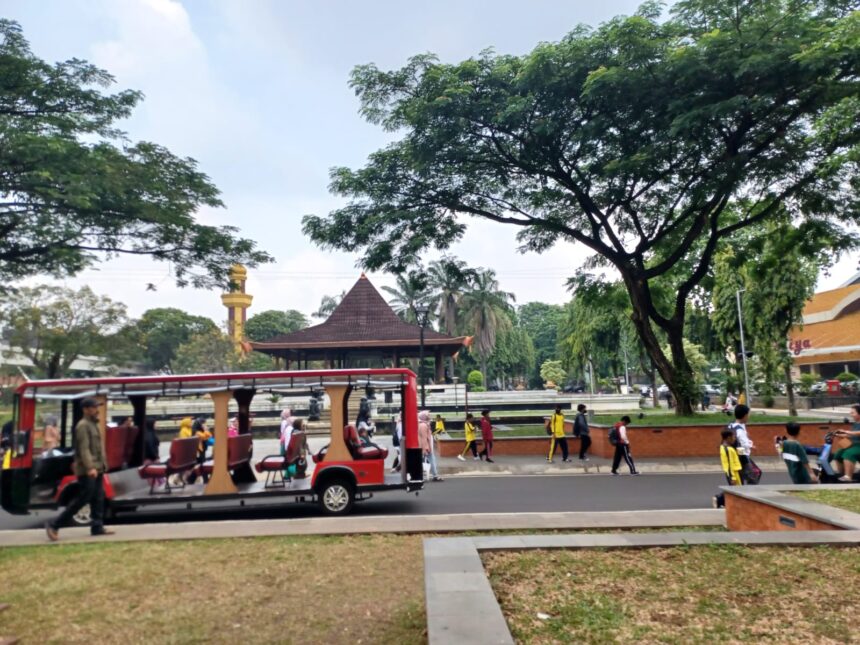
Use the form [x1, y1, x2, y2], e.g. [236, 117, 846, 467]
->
[4, 0, 858, 326]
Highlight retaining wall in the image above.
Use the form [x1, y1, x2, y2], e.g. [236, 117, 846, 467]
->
[438, 420, 850, 458]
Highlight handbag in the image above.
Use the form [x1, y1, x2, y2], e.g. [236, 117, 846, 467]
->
[743, 458, 762, 485]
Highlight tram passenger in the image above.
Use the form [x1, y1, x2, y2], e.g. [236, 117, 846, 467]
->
[187, 418, 213, 484]
[279, 408, 293, 456]
[391, 412, 402, 473]
[177, 417, 193, 439]
[41, 415, 60, 454]
[228, 417, 240, 438]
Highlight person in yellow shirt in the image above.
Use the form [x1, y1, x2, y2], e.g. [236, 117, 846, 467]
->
[434, 415, 446, 436]
[457, 413, 479, 461]
[714, 428, 743, 508]
[547, 405, 570, 463]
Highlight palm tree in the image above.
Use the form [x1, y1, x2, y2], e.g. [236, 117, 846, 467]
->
[427, 256, 475, 335]
[381, 272, 430, 324]
[427, 257, 476, 378]
[460, 269, 515, 380]
[312, 291, 345, 319]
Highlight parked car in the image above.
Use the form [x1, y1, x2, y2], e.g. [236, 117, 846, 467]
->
[563, 382, 587, 393]
[809, 381, 828, 394]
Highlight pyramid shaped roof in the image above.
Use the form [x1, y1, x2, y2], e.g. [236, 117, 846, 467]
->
[250, 274, 467, 355]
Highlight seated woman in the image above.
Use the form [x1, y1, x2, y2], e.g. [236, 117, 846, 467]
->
[41, 415, 60, 455]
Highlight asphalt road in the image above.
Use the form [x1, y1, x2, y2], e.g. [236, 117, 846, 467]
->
[0, 471, 792, 531]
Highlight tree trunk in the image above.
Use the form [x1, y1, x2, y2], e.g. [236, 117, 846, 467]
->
[480, 357, 488, 387]
[784, 362, 798, 417]
[623, 276, 696, 416]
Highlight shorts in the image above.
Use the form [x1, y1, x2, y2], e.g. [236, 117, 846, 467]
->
[833, 444, 860, 464]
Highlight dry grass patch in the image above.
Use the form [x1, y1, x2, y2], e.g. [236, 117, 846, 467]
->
[793, 489, 860, 515]
[0, 534, 425, 644]
[485, 545, 859, 644]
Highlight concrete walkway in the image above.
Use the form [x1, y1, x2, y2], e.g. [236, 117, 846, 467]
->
[0, 509, 724, 548]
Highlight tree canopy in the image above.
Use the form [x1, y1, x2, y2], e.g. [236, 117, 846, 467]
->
[132, 308, 218, 372]
[0, 285, 127, 378]
[244, 309, 309, 342]
[303, 0, 859, 413]
[0, 20, 271, 288]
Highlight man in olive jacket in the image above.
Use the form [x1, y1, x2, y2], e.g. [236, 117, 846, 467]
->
[46, 397, 115, 540]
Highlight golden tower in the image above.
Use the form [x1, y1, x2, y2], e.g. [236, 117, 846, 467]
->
[221, 264, 253, 343]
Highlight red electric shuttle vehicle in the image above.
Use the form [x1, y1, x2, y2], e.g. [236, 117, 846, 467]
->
[1, 368, 424, 521]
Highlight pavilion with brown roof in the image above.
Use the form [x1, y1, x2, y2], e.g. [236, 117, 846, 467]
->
[250, 274, 470, 381]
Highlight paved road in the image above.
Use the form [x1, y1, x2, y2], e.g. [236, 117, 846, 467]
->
[0, 471, 792, 531]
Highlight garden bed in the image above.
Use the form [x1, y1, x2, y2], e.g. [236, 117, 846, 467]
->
[792, 490, 860, 514]
[485, 545, 860, 643]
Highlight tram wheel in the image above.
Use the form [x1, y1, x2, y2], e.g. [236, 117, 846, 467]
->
[318, 479, 354, 515]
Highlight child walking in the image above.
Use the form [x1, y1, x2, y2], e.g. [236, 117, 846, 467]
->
[547, 405, 570, 463]
[610, 415, 639, 475]
[457, 412, 479, 461]
[478, 409, 495, 463]
[713, 427, 743, 508]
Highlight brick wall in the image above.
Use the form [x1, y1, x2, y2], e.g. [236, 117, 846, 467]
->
[438, 421, 849, 459]
[724, 492, 842, 531]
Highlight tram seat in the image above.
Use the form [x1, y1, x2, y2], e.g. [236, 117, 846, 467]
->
[345, 424, 388, 460]
[197, 434, 254, 478]
[137, 437, 198, 494]
[255, 431, 307, 487]
[105, 426, 129, 472]
[123, 425, 140, 467]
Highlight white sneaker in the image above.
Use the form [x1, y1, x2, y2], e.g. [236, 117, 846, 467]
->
[473, 457, 480, 461]
[457, 454, 466, 462]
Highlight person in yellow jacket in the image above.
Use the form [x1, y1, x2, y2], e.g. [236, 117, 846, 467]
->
[177, 417, 193, 439]
[434, 414, 446, 436]
[714, 427, 743, 508]
[457, 413, 479, 461]
[547, 405, 571, 463]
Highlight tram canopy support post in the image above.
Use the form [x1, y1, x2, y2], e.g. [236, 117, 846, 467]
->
[205, 390, 238, 496]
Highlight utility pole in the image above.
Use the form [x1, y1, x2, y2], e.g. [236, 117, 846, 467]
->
[735, 289, 752, 406]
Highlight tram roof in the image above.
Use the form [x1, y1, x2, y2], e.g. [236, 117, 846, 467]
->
[16, 368, 416, 401]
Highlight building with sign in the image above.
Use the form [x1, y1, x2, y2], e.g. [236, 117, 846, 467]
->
[789, 271, 860, 378]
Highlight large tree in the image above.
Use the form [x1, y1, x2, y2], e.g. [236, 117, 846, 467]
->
[0, 20, 270, 288]
[303, 1, 859, 414]
[0, 285, 127, 378]
[244, 309, 309, 342]
[132, 308, 218, 372]
[516, 302, 565, 388]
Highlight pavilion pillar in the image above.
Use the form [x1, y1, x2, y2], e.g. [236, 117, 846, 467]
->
[434, 348, 444, 383]
[393, 350, 400, 367]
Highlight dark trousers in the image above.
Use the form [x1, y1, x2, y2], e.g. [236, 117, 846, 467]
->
[51, 474, 105, 533]
[611, 444, 637, 474]
[578, 435, 592, 459]
[461, 440, 478, 458]
[548, 436, 568, 460]
[479, 441, 493, 459]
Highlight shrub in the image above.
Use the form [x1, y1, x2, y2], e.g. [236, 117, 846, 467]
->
[835, 371, 858, 383]
[467, 370, 485, 392]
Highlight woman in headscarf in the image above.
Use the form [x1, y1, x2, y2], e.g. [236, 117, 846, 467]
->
[279, 408, 293, 457]
[418, 410, 443, 482]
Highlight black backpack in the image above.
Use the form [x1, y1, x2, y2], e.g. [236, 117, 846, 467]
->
[608, 424, 620, 446]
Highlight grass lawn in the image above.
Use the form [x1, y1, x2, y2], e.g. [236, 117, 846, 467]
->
[485, 545, 860, 644]
[0, 534, 426, 644]
[793, 489, 860, 515]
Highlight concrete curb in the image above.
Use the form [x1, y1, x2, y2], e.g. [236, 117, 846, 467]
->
[424, 529, 860, 645]
[0, 509, 725, 548]
[438, 458, 788, 477]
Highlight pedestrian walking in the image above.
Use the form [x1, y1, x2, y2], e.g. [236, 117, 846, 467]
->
[390, 411, 402, 473]
[547, 405, 570, 462]
[45, 397, 115, 540]
[609, 415, 639, 475]
[573, 403, 591, 461]
[418, 410, 443, 481]
[728, 404, 760, 484]
[713, 427, 743, 508]
[457, 412, 479, 461]
[478, 409, 495, 463]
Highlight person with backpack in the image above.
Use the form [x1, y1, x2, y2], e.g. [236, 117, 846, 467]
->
[728, 404, 759, 484]
[713, 427, 743, 508]
[610, 415, 639, 475]
[457, 412, 479, 461]
[573, 404, 591, 461]
[547, 405, 570, 463]
[478, 409, 495, 463]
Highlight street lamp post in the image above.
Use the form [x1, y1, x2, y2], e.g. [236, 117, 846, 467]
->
[453, 376, 459, 415]
[735, 289, 752, 406]
[416, 304, 430, 409]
